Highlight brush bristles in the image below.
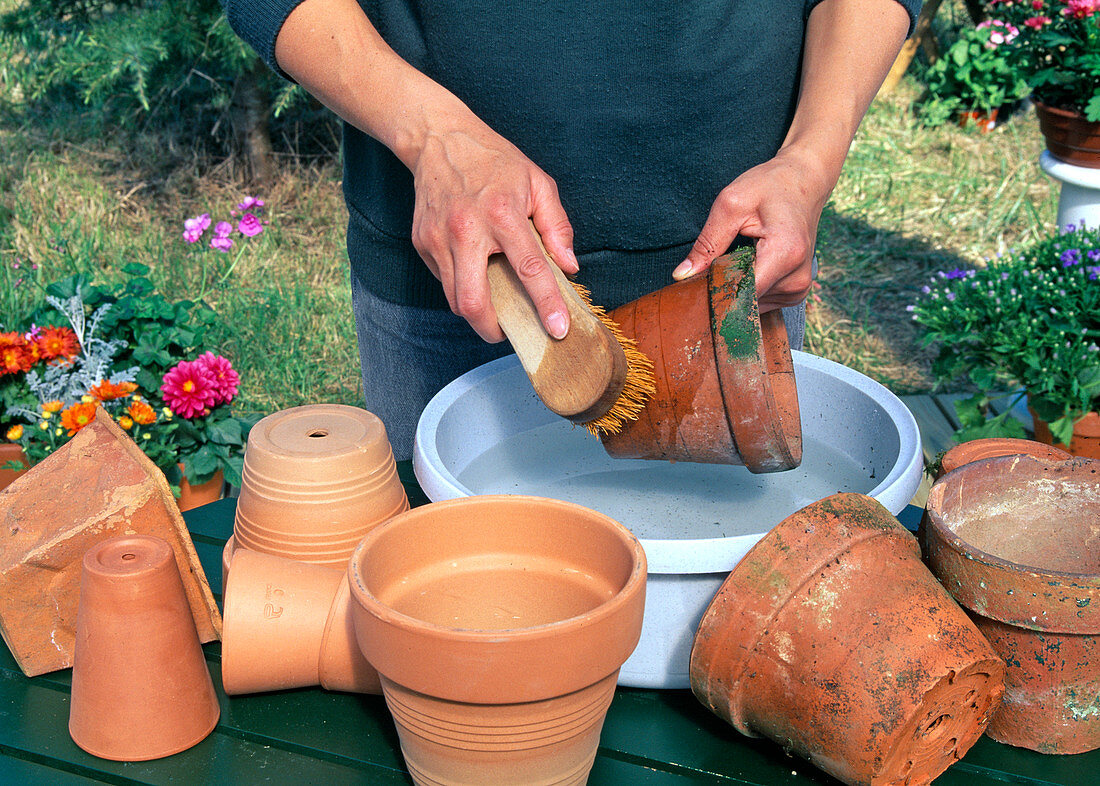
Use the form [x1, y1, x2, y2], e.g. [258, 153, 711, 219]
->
[568, 281, 657, 437]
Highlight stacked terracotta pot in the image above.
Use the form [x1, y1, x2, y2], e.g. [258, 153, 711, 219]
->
[221, 404, 408, 696]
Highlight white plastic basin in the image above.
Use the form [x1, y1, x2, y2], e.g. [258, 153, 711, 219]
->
[414, 351, 923, 689]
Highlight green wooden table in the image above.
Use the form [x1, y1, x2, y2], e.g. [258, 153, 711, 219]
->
[2, 458, 1097, 785]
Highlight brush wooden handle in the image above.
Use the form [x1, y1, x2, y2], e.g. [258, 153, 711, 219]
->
[487, 248, 627, 424]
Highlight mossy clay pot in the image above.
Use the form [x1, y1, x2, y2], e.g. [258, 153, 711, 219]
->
[348, 495, 647, 786]
[691, 493, 1004, 786]
[601, 248, 801, 472]
[233, 404, 408, 569]
[221, 548, 379, 695]
[925, 454, 1100, 753]
[69, 535, 220, 761]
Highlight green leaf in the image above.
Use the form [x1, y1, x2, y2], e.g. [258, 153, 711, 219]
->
[1087, 93, 1100, 123]
[953, 394, 987, 429]
[207, 416, 243, 446]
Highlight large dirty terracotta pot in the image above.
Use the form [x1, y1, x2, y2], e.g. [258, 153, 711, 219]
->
[601, 247, 801, 472]
[232, 404, 408, 571]
[69, 535, 219, 761]
[348, 495, 646, 786]
[925, 454, 1100, 754]
[690, 493, 1004, 786]
[221, 549, 379, 695]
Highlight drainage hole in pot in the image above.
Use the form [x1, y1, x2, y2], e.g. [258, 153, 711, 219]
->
[121, 553, 136, 561]
[924, 714, 952, 741]
[308, 429, 329, 438]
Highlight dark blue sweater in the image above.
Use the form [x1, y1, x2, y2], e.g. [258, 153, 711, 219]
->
[224, 0, 919, 309]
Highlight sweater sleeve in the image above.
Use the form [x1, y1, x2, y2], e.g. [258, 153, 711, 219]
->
[220, 0, 308, 79]
[805, 0, 922, 37]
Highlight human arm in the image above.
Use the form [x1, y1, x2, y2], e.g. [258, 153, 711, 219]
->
[671, 0, 912, 313]
[268, 0, 578, 342]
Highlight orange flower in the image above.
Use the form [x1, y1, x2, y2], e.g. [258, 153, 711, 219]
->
[60, 402, 98, 435]
[42, 400, 64, 413]
[117, 416, 133, 430]
[88, 380, 138, 401]
[128, 400, 156, 425]
[5, 424, 22, 441]
[0, 332, 34, 375]
[37, 326, 79, 361]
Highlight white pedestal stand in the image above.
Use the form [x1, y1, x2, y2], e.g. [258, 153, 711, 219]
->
[1040, 150, 1100, 231]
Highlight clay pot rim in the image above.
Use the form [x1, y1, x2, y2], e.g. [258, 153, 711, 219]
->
[927, 455, 1100, 587]
[690, 493, 913, 692]
[349, 495, 647, 643]
[939, 437, 1072, 477]
[1033, 98, 1099, 125]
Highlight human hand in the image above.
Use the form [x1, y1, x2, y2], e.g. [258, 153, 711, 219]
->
[409, 119, 578, 343]
[672, 147, 832, 313]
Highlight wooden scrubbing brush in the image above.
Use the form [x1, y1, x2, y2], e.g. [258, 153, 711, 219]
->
[486, 232, 655, 436]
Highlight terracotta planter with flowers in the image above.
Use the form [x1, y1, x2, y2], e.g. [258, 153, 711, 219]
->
[1035, 100, 1100, 169]
[1030, 406, 1100, 461]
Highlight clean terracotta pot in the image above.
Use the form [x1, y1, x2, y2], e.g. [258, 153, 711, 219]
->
[601, 248, 801, 472]
[221, 548, 379, 695]
[233, 404, 408, 568]
[937, 437, 1072, 479]
[1035, 99, 1100, 168]
[690, 493, 1004, 786]
[924, 454, 1100, 754]
[0, 443, 28, 492]
[176, 466, 224, 512]
[1030, 407, 1100, 461]
[348, 495, 646, 786]
[69, 535, 220, 761]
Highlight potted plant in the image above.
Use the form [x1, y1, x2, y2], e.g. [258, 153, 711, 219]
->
[1, 266, 253, 503]
[910, 222, 1100, 458]
[991, 0, 1100, 162]
[917, 19, 1030, 130]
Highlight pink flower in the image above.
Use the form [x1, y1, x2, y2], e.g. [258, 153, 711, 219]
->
[183, 213, 210, 243]
[238, 212, 264, 237]
[1025, 14, 1051, 26]
[161, 359, 219, 419]
[194, 351, 239, 405]
[1032, 0, 1044, 8]
[214, 221, 233, 237]
[1064, 0, 1100, 17]
[236, 196, 265, 212]
[210, 235, 233, 252]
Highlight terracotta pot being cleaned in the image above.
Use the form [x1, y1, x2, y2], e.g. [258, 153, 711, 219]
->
[69, 535, 220, 761]
[937, 437, 1072, 479]
[925, 454, 1100, 754]
[232, 405, 408, 571]
[221, 548, 379, 695]
[601, 247, 801, 472]
[690, 493, 1004, 786]
[348, 495, 647, 786]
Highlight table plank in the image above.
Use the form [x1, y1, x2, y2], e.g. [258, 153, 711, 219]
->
[901, 394, 958, 463]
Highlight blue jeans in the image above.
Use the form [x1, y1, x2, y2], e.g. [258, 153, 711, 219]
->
[351, 276, 806, 462]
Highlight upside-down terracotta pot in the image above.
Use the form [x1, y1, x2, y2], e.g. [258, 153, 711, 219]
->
[348, 495, 647, 786]
[936, 437, 1072, 479]
[690, 493, 1004, 786]
[221, 548, 379, 695]
[232, 405, 408, 571]
[1029, 406, 1100, 461]
[925, 454, 1100, 754]
[69, 535, 220, 761]
[601, 247, 801, 472]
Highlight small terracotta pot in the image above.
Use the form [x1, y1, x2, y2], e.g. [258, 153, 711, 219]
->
[601, 248, 801, 472]
[1030, 407, 1100, 461]
[924, 454, 1100, 754]
[176, 466, 224, 512]
[221, 548, 379, 695]
[348, 495, 647, 786]
[233, 404, 408, 568]
[69, 535, 220, 761]
[1035, 99, 1100, 168]
[691, 493, 1004, 786]
[936, 437, 1072, 479]
[0, 442, 28, 492]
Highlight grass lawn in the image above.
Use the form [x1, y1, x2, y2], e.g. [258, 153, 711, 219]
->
[0, 77, 1057, 420]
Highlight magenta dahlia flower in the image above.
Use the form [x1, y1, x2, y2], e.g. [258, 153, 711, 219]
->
[161, 359, 219, 419]
[194, 351, 240, 405]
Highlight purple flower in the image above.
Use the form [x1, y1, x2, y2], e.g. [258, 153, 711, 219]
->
[921, 285, 931, 294]
[23, 324, 41, 341]
[213, 221, 233, 238]
[1061, 248, 1082, 267]
[1088, 266, 1100, 281]
[236, 196, 265, 212]
[943, 268, 970, 280]
[210, 235, 234, 253]
[946, 291, 956, 301]
[1088, 249, 1100, 262]
[183, 213, 210, 243]
[238, 212, 264, 237]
